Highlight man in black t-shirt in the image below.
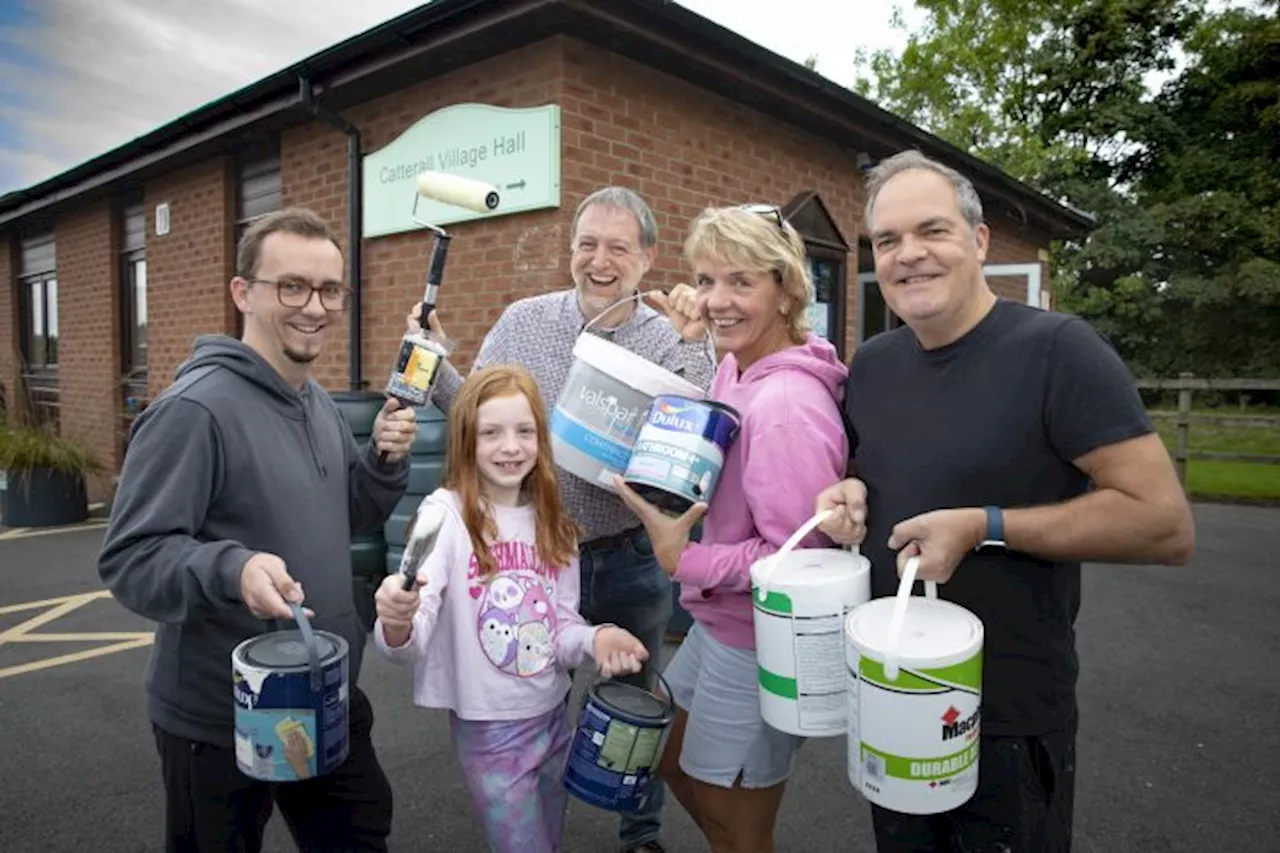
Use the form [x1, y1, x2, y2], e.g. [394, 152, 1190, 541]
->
[817, 150, 1195, 852]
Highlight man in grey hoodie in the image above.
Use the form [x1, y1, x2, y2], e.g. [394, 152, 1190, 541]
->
[98, 208, 416, 853]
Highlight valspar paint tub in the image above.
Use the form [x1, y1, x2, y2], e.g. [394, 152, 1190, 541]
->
[751, 510, 871, 737]
[550, 331, 703, 491]
[232, 604, 350, 782]
[623, 396, 740, 513]
[845, 557, 984, 814]
[563, 677, 675, 813]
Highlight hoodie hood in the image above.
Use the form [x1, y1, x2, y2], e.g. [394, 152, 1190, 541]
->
[177, 334, 330, 476]
[177, 335, 309, 416]
[725, 333, 848, 398]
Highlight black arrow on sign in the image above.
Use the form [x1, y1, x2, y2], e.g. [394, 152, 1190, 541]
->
[506, 179, 527, 190]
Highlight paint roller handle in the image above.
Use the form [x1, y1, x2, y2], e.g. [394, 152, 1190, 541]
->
[419, 232, 453, 329]
[753, 508, 836, 603]
[289, 601, 324, 691]
[882, 557, 938, 682]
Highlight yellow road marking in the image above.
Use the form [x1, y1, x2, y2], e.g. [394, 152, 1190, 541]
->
[0, 590, 113, 617]
[5, 632, 153, 642]
[0, 520, 108, 540]
[0, 637, 153, 679]
[0, 590, 153, 679]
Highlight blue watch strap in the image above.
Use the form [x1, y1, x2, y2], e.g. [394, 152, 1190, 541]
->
[983, 505, 1004, 543]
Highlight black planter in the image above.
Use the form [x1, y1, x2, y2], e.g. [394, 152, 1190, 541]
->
[1, 467, 88, 528]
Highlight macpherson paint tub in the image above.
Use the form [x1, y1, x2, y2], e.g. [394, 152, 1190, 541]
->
[845, 561, 984, 815]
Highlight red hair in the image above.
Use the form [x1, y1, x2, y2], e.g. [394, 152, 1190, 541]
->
[442, 364, 579, 577]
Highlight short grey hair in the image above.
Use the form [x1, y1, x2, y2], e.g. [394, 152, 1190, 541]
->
[570, 186, 658, 250]
[864, 150, 985, 233]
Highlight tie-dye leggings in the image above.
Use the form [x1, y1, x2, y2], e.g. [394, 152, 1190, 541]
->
[449, 701, 573, 853]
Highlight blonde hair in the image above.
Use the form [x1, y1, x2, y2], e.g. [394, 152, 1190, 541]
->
[683, 206, 812, 342]
[441, 365, 579, 577]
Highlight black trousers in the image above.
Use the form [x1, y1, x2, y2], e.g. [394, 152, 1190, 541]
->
[871, 718, 1077, 853]
[153, 687, 393, 853]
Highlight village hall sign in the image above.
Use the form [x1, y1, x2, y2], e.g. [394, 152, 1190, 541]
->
[362, 103, 562, 237]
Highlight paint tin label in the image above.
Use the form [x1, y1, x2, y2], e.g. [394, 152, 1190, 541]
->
[623, 397, 739, 511]
[232, 636, 350, 782]
[846, 649, 982, 814]
[755, 588, 854, 734]
[563, 688, 672, 813]
[386, 335, 444, 406]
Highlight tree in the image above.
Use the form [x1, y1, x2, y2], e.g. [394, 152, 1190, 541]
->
[1133, 3, 1280, 376]
[853, 0, 1279, 377]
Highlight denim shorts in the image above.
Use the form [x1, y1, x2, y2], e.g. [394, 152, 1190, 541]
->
[663, 623, 803, 789]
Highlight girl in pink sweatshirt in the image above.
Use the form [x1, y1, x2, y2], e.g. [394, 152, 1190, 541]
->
[617, 205, 849, 852]
[373, 364, 647, 853]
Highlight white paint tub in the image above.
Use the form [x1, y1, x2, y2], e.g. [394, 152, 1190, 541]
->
[549, 330, 703, 491]
[845, 557, 984, 815]
[751, 510, 871, 737]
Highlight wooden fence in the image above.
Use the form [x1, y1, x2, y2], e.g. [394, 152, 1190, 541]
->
[1135, 375, 1280, 484]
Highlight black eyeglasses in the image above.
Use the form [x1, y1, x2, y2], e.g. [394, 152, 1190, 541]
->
[248, 277, 351, 311]
[740, 203, 787, 230]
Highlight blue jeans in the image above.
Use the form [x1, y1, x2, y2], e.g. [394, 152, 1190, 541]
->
[579, 525, 673, 851]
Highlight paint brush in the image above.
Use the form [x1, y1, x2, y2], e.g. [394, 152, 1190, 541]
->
[398, 502, 449, 591]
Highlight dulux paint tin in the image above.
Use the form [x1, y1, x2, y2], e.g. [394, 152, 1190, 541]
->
[550, 332, 703, 491]
[232, 606, 350, 782]
[623, 396, 741, 513]
[845, 558, 984, 814]
[563, 679, 675, 813]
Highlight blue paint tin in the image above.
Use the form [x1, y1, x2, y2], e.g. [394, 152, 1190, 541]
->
[623, 395, 741, 513]
[231, 605, 350, 782]
[563, 679, 675, 813]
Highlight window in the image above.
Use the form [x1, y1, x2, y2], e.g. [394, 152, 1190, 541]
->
[856, 240, 901, 344]
[121, 204, 147, 380]
[18, 233, 58, 423]
[20, 234, 57, 368]
[782, 191, 849, 360]
[233, 142, 281, 336]
[235, 144, 282, 248]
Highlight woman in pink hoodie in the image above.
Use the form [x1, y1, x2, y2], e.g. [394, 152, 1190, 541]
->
[615, 204, 849, 852]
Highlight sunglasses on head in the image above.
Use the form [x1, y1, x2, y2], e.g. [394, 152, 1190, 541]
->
[740, 203, 787, 230]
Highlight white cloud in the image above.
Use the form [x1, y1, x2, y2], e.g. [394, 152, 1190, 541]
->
[0, 0, 918, 194]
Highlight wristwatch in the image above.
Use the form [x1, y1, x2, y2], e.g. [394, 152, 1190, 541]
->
[974, 506, 1007, 555]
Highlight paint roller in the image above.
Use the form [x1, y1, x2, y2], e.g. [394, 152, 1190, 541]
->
[397, 501, 449, 591]
[378, 172, 501, 464]
[410, 171, 501, 327]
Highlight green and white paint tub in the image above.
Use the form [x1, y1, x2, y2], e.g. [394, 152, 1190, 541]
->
[751, 509, 871, 737]
[845, 556, 984, 815]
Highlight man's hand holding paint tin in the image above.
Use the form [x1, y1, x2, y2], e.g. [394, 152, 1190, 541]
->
[240, 553, 314, 621]
[592, 626, 649, 679]
[887, 507, 987, 585]
[643, 283, 706, 342]
[815, 478, 869, 547]
[374, 571, 426, 649]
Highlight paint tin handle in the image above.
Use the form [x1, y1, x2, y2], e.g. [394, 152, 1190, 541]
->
[754, 508, 835, 603]
[580, 290, 646, 333]
[289, 602, 324, 692]
[882, 557, 938, 682]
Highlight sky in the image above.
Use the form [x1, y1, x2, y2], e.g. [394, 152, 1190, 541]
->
[0, 0, 925, 195]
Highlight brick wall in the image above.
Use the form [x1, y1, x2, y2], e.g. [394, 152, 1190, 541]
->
[986, 228, 1050, 307]
[282, 123, 355, 391]
[145, 157, 236, 397]
[54, 204, 119, 500]
[285, 39, 571, 392]
[558, 40, 868, 356]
